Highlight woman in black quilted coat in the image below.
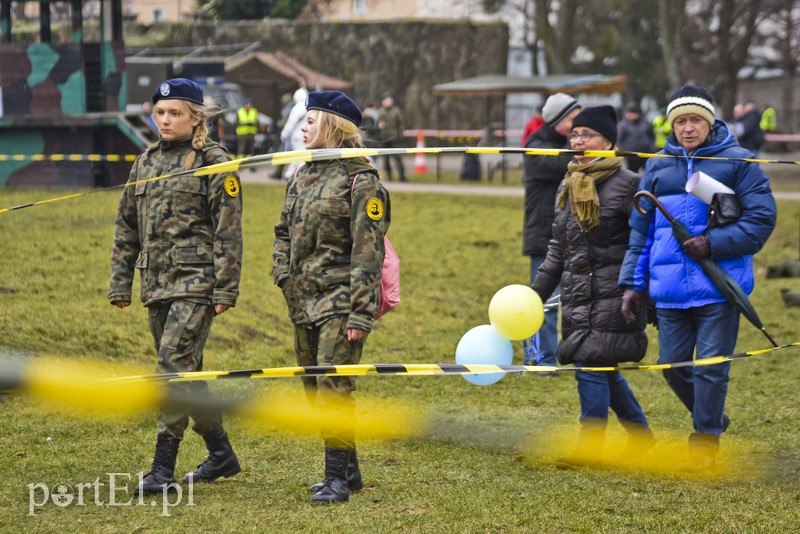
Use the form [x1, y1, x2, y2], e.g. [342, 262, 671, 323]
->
[532, 106, 652, 467]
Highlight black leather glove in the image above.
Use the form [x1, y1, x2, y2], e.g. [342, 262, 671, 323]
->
[621, 289, 643, 324]
[646, 296, 658, 329]
[682, 235, 711, 261]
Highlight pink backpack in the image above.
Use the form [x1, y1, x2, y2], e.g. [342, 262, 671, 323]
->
[351, 174, 400, 319]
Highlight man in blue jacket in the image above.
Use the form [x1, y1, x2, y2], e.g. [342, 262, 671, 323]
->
[618, 84, 776, 472]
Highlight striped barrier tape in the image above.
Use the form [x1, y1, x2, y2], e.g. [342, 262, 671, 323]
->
[0, 154, 139, 162]
[103, 341, 800, 384]
[3, 146, 800, 215]
[403, 129, 524, 138]
[404, 131, 800, 142]
[764, 133, 800, 142]
[0, 133, 796, 160]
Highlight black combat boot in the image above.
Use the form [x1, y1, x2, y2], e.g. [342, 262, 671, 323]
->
[310, 447, 362, 493]
[182, 427, 241, 483]
[311, 448, 351, 504]
[134, 436, 180, 496]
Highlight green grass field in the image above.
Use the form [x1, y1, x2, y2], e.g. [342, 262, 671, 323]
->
[1, 171, 800, 532]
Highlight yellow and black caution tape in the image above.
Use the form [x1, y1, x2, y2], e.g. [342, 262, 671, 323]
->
[103, 341, 800, 384]
[2, 146, 800, 216]
[0, 148, 336, 214]
[0, 153, 138, 162]
[0, 357, 425, 439]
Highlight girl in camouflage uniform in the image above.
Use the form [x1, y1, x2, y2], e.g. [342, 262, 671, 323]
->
[273, 91, 390, 504]
[109, 78, 243, 497]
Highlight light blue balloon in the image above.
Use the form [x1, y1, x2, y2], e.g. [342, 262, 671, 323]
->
[455, 324, 514, 386]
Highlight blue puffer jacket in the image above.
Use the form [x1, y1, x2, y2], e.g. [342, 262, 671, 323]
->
[619, 120, 776, 308]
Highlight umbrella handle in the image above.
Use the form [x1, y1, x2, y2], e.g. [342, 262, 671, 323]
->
[633, 191, 676, 223]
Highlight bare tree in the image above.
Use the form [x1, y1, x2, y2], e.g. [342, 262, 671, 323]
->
[662, 0, 779, 116]
[658, 0, 687, 91]
[481, 0, 583, 75]
[750, 0, 799, 130]
[713, 0, 763, 116]
[535, 0, 578, 74]
[774, 0, 799, 130]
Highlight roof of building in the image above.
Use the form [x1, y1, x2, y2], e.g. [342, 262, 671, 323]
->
[433, 74, 627, 96]
[225, 51, 352, 91]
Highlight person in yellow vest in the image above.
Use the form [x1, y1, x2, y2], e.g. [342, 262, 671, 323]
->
[236, 99, 258, 159]
[760, 104, 777, 132]
[651, 107, 672, 149]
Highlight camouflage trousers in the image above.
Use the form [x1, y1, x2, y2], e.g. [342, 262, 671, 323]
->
[294, 315, 365, 449]
[148, 299, 222, 440]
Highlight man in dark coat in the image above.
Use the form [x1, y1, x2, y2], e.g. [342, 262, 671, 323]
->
[521, 93, 581, 371]
[736, 99, 764, 155]
[617, 101, 655, 173]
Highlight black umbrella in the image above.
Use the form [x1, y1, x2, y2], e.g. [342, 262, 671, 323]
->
[633, 191, 779, 347]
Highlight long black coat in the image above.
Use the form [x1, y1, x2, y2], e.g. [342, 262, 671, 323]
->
[522, 125, 572, 257]
[532, 166, 647, 365]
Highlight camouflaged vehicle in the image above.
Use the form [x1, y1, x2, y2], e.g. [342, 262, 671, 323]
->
[0, 0, 149, 187]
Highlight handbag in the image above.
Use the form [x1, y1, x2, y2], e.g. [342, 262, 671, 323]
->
[708, 192, 742, 228]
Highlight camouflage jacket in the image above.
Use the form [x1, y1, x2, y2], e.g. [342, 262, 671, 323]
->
[379, 105, 404, 142]
[273, 158, 390, 331]
[108, 136, 243, 307]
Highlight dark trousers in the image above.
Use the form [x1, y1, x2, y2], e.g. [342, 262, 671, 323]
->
[148, 299, 221, 440]
[293, 315, 365, 449]
[381, 139, 406, 181]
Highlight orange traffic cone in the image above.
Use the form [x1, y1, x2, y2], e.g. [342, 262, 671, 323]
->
[413, 130, 428, 175]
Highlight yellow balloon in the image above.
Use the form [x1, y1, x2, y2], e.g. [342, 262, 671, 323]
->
[488, 284, 544, 340]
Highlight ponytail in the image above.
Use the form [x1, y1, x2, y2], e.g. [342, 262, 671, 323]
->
[183, 100, 212, 170]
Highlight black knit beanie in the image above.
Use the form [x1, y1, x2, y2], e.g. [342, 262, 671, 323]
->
[571, 105, 618, 145]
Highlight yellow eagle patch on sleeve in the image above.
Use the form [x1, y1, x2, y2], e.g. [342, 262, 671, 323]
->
[366, 198, 384, 220]
[224, 175, 240, 197]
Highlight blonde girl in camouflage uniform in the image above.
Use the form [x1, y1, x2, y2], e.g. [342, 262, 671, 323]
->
[109, 78, 243, 497]
[273, 91, 390, 504]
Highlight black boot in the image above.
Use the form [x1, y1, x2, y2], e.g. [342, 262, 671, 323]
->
[182, 427, 241, 483]
[134, 436, 180, 496]
[310, 448, 362, 493]
[311, 448, 351, 504]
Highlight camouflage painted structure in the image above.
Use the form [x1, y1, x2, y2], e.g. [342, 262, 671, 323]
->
[0, 0, 145, 187]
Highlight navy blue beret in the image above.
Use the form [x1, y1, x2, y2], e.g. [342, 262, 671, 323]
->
[152, 78, 204, 105]
[306, 90, 362, 127]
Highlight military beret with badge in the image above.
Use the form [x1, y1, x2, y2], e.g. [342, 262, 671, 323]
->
[152, 78, 204, 106]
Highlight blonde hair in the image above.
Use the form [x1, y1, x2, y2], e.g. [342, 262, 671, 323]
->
[183, 100, 211, 169]
[315, 111, 366, 150]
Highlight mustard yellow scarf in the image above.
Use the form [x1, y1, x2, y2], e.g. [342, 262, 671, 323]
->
[557, 156, 623, 231]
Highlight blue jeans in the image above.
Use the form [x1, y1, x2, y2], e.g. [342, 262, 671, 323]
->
[575, 368, 648, 429]
[530, 256, 558, 366]
[657, 302, 738, 435]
